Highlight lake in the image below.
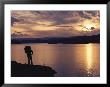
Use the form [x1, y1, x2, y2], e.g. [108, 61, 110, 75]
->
[11, 43, 100, 77]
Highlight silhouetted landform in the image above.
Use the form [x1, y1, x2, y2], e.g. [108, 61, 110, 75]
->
[11, 61, 57, 77]
[11, 34, 100, 44]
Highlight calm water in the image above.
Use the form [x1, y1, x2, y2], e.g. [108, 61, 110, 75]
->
[11, 43, 100, 77]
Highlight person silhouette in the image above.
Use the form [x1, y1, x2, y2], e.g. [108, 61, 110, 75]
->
[24, 46, 33, 65]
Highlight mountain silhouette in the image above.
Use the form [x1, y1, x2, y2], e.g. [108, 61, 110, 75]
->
[11, 34, 100, 44]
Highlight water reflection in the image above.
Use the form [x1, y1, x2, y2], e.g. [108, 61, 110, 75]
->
[86, 44, 92, 69]
[11, 43, 100, 77]
[86, 44, 93, 76]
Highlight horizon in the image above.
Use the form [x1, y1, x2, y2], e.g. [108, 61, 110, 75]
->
[12, 34, 100, 39]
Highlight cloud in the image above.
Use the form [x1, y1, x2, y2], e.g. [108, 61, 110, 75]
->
[11, 32, 30, 38]
[77, 11, 99, 19]
[11, 17, 19, 26]
[11, 11, 80, 26]
[11, 11, 100, 38]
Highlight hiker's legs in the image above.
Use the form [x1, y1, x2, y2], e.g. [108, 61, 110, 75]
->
[27, 55, 30, 64]
[30, 56, 33, 65]
[27, 55, 32, 65]
[28, 58, 30, 64]
[30, 59, 33, 65]
[27, 54, 33, 65]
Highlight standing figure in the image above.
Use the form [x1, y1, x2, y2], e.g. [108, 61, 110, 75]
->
[24, 46, 33, 65]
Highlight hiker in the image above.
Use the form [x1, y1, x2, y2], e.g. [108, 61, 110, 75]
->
[24, 46, 33, 65]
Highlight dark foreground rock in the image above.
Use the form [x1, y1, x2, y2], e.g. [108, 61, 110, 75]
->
[11, 61, 57, 77]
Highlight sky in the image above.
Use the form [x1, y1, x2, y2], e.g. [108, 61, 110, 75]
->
[11, 11, 100, 38]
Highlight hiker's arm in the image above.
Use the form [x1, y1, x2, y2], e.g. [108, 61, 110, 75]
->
[31, 50, 33, 55]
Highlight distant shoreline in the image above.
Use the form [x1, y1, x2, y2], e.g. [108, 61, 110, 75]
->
[11, 34, 100, 44]
[11, 42, 100, 44]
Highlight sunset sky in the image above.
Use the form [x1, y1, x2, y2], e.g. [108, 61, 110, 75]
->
[11, 11, 100, 38]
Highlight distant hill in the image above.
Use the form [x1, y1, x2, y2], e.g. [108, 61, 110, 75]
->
[11, 34, 100, 44]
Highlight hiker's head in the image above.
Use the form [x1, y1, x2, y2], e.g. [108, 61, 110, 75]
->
[24, 46, 31, 50]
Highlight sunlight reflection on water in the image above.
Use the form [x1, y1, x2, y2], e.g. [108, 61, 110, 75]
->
[11, 43, 100, 77]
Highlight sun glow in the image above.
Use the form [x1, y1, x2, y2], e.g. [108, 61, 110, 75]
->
[82, 24, 95, 32]
[32, 26, 57, 31]
[85, 24, 93, 29]
[78, 20, 96, 32]
[77, 21, 96, 32]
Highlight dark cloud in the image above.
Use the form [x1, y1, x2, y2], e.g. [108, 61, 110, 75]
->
[86, 11, 99, 17]
[11, 11, 99, 26]
[11, 32, 30, 38]
[42, 11, 80, 25]
[77, 11, 99, 20]
[77, 11, 92, 19]
[11, 17, 19, 26]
